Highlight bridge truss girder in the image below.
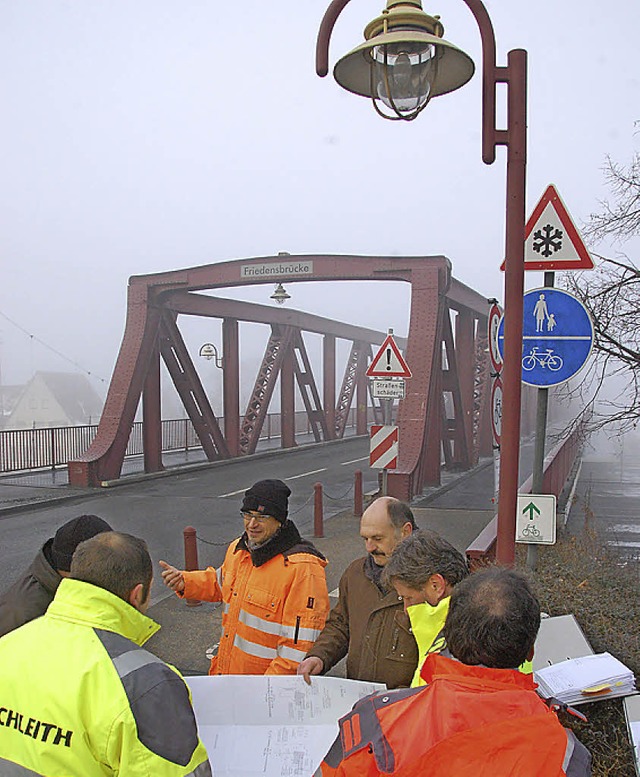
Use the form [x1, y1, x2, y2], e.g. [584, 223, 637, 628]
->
[68, 255, 493, 498]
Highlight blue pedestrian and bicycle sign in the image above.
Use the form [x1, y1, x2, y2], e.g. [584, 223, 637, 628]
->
[497, 288, 594, 388]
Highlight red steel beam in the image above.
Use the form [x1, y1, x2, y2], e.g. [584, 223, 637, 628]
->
[280, 339, 296, 449]
[323, 335, 336, 440]
[142, 338, 163, 474]
[68, 284, 163, 486]
[222, 318, 240, 456]
[159, 312, 229, 461]
[388, 264, 449, 499]
[164, 290, 406, 348]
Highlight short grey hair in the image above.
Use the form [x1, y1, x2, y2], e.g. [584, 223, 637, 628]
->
[386, 499, 417, 531]
[382, 530, 469, 590]
[71, 532, 153, 604]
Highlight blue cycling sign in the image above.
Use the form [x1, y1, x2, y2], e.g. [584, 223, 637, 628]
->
[497, 288, 594, 388]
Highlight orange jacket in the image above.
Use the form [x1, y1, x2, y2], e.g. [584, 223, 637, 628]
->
[320, 653, 591, 777]
[182, 521, 329, 676]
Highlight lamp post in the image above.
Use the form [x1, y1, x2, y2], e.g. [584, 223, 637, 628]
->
[316, 0, 526, 566]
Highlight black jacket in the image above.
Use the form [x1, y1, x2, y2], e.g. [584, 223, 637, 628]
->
[0, 538, 62, 638]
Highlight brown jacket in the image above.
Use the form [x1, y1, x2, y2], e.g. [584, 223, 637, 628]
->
[305, 556, 418, 689]
[0, 539, 61, 638]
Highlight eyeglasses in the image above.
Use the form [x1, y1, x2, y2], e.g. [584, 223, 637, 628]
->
[241, 511, 273, 524]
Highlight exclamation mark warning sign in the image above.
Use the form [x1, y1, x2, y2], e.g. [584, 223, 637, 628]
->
[366, 334, 412, 378]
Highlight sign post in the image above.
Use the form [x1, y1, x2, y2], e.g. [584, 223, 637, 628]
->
[366, 330, 411, 495]
[498, 184, 594, 570]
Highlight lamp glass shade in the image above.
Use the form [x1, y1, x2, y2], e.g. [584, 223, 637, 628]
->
[270, 283, 291, 304]
[372, 39, 436, 115]
[334, 30, 474, 101]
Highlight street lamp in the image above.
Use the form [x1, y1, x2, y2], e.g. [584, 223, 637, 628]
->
[270, 283, 291, 304]
[317, 0, 527, 566]
[199, 343, 224, 369]
[332, 0, 474, 120]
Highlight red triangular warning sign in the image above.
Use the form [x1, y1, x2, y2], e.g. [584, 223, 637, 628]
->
[366, 335, 412, 378]
[500, 184, 595, 272]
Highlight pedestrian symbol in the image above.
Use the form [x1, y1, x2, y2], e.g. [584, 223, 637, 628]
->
[497, 288, 594, 388]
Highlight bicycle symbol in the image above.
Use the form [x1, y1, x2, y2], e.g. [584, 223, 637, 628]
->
[522, 347, 563, 372]
[521, 524, 541, 539]
[493, 396, 502, 430]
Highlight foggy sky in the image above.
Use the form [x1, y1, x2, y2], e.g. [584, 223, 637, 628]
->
[1, 0, 638, 397]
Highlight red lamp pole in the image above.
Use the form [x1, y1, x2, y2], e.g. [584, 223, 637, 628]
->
[316, 0, 527, 566]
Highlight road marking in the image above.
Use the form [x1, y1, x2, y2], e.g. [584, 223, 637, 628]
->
[286, 468, 327, 481]
[218, 488, 248, 497]
[218, 468, 327, 497]
[341, 456, 369, 465]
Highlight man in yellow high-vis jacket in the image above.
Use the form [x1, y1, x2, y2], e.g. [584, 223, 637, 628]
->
[382, 530, 469, 686]
[0, 531, 212, 777]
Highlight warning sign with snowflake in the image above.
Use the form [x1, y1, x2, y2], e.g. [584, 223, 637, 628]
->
[500, 184, 595, 272]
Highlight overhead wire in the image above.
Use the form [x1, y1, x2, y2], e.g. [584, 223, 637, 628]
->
[0, 308, 108, 384]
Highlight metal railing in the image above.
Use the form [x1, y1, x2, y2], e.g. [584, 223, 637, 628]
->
[0, 410, 360, 475]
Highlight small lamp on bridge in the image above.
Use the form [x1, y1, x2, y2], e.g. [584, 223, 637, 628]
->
[270, 283, 291, 304]
[328, 0, 474, 121]
[199, 342, 223, 369]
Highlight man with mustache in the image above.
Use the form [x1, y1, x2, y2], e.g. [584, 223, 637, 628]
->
[297, 496, 418, 689]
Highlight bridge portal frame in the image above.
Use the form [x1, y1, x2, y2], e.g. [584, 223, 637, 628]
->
[68, 254, 493, 498]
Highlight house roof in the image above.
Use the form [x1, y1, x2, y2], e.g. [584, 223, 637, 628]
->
[0, 385, 23, 418]
[35, 372, 104, 424]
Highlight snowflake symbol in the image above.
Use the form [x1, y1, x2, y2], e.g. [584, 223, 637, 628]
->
[533, 224, 563, 257]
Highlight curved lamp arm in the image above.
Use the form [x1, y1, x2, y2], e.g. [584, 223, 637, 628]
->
[316, 0, 353, 77]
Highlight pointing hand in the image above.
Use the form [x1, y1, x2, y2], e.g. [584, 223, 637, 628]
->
[159, 560, 185, 594]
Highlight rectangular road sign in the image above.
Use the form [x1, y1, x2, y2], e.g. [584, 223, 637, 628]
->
[516, 493, 556, 544]
[369, 425, 398, 469]
[371, 380, 405, 400]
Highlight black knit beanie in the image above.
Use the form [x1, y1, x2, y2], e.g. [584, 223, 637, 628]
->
[241, 480, 291, 523]
[51, 515, 113, 572]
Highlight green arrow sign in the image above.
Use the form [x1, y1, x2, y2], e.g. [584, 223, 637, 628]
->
[522, 502, 541, 521]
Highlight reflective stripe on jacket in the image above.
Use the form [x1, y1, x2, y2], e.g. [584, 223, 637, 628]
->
[321, 653, 591, 777]
[0, 579, 211, 777]
[183, 525, 329, 675]
[406, 597, 449, 687]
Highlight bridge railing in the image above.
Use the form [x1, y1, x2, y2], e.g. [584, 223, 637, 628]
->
[466, 418, 587, 570]
[0, 410, 360, 475]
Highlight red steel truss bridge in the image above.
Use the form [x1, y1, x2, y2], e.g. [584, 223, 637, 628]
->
[69, 254, 535, 499]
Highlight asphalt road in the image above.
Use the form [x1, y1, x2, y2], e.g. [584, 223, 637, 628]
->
[0, 437, 379, 601]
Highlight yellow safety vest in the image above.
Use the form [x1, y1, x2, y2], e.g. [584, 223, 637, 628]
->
[407, 597, 450, 687]
[0, 578, 211, 777]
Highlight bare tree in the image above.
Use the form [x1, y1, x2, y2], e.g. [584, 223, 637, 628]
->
[562, 136, 640, 432]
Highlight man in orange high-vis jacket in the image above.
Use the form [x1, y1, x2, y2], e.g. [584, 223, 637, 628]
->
[160, 479, 329, 675]
[320, 568, 591, 777]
